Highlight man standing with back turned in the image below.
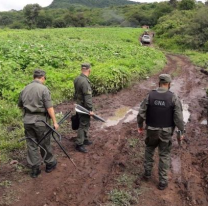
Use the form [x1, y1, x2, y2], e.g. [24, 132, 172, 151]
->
[18, 69, 59, 178]
[74, 63, 94, 153]
[137, 74, 184, 190]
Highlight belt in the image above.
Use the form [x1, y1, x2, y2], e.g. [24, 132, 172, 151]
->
[25, 112, 46, 116]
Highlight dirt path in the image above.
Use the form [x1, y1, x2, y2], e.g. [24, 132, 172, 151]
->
[0, 54, 208, 206]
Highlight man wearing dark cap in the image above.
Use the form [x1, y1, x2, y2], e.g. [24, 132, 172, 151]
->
[137, 74, 184, 190]
[74, 63, 94, 153]
[18, 69, 59, 178]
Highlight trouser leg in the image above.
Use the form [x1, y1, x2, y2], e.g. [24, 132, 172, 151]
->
[144, 130, 160, 173]
[158, 131, 172, 183]
[144, 147, 156, 173]
[76, 114, 90, 145]
[24, 124, 41, 168]
[34, 124, 56, 165]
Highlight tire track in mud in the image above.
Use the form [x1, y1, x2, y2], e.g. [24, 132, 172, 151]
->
[1, 54, 208, 206]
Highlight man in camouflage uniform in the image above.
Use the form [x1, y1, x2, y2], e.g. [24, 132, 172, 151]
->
[74, 63, 94, 153]
[18, 69, 59, 178]
[137, 74, 184, 190]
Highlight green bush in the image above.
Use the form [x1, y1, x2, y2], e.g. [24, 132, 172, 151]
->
[186, 50, 208, 69]
[0, 100, 21, 124]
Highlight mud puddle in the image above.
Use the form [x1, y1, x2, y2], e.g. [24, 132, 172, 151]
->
[182, 103, 190, 124]
[171, 156, 182, 182]
[102, 106, 139, 128]
[201, 119, 207, 125]
[170, 102, 189, 179]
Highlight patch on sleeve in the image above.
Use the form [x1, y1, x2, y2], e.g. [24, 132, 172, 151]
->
[86, 88, 92, 95]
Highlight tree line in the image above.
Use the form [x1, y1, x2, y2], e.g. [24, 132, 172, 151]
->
[0, 0, 197, 29]
[48, 0, 136, 9]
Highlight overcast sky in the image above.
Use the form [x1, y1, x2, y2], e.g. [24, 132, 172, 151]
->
[0, 0, 53, 11]
[0, 0, 205, 12]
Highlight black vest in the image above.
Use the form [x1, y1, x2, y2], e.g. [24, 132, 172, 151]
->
[146, 90, 175, 127]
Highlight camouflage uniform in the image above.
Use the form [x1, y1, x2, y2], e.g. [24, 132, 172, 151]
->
[74, 72, 93, 146]
[137, 75, 184, 184]
[18, 77, 56, 170]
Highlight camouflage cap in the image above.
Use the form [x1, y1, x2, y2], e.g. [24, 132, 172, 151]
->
[81, 63, 91, 69]
[159, 74, 172, 83]
[33, 69, 46, 78]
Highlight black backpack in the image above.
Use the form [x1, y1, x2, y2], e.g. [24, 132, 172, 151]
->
[71, 113, 79, 130]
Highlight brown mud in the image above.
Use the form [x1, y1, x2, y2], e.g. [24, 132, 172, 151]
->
[0, 54, 208, 206]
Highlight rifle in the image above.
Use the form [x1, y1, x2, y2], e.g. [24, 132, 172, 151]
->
[75, 104, 106, 123]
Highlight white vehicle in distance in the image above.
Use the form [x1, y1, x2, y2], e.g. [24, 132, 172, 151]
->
[141, 35, 151, 44]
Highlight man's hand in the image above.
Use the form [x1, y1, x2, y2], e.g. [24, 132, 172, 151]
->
[54, 123, 59, 130]
[176, 130, 184, 143]
[89, 111, 94, 116]
[138, 128, 144, 135]
[47, 107, 59, 130]
[179, 135, 184, 141]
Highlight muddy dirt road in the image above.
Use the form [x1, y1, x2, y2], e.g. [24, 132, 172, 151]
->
[0, 54, 208, 206]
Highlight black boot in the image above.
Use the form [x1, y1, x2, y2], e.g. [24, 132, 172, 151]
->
[76, 145, 88, 153]
[30, 167, 41, 178]
[84, 139, 93, 145]
[45, 160, 57, 173]
[158, 182, 168, 190]
[142, 170, 151, 181]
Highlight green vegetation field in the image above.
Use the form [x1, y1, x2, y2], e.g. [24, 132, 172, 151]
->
[0, 28, 166, 161]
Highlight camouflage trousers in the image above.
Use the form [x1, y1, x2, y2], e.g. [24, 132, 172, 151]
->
[24, 122, 56, 169]
[76, 113, 90, 145]
[144, 129, 172, 183]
